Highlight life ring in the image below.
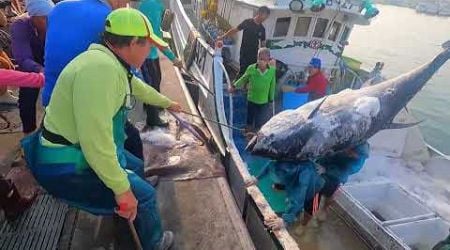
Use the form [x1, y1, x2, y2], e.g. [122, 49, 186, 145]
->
[289, 0, 304, 13]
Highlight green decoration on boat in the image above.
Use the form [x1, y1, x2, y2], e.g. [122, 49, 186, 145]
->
[310, 0, 325, 7]
[362, 0, 379, 18]
[267, 39, 343, 57]
[310, 0, 325, 11]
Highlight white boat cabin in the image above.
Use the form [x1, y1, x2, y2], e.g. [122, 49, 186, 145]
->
[191, 0, 378, 82]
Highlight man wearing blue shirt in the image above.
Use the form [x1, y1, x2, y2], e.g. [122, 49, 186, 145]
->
[43, 0, 114, 107]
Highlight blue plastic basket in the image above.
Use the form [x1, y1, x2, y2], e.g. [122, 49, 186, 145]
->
[282, 92, 309, 110]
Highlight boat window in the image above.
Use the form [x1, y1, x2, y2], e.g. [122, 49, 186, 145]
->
[294, 17, 312, 37]
[273, 17, 291, 37]
[340, 26, 351, 43]
[313, 18, 329, 38]
[328, 21, 342, 41]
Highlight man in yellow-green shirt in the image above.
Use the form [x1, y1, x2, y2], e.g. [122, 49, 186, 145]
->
[22, 8, 179, 250]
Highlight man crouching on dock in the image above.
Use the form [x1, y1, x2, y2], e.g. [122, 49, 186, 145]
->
[21, 8, 181, 250]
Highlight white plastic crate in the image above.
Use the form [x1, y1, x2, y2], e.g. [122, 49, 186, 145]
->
[345, 182, 432, 222]
[389, 218, 450, 250]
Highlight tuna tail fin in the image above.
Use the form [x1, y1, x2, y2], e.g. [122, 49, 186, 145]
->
[383, 120, 424, 130]
[307, 96, 328, 119]
[442, 40, 450, 50]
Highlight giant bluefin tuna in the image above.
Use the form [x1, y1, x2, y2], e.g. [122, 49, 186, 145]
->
[247, 41, 450, 161]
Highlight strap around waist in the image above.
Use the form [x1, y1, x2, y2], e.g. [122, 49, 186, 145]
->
[42, 126, 73, 146]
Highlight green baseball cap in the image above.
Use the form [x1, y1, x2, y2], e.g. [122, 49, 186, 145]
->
[105, 8, 168, 48]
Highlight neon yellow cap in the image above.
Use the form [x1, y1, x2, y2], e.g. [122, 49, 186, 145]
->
[105, 8, 168, 48]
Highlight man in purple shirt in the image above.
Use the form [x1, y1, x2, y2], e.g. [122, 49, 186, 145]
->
[10, 0, 54, 134]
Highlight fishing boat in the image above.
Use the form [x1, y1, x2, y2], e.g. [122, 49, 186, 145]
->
[165, 0, 450, 248]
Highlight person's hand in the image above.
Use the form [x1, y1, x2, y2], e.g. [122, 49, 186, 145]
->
[228, 85, 236, 93]
[115, 189, 138, 221]
[315, 163, 326, 174]
[167, 102, 182, 113]
[215, 39, 224, 49]
[38, 72, 45, 87]
[345, 148, 358, 159]
[269, 59, 276, 67]
[264, 214, 285, 231]
[245, 176, 258, 187]
[173, 58, 184, 68]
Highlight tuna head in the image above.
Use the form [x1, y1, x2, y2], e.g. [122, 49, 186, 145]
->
[246, 96, 354, 160]
[246, 109, 316, 160]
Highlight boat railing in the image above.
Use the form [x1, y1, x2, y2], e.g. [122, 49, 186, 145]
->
[330, 61, 366, 93]
[169, 0, 299, 248]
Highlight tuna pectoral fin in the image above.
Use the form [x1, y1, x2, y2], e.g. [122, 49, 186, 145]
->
[245, 136, 257, 151]
[307, 96, 328, 119]
[383, 120, 423, 130]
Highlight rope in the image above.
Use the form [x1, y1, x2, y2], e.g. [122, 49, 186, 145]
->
[179, 110, 244, 131]
[312, 193, 320, 215]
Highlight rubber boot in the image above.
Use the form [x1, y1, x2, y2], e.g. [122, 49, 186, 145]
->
[158, 231, 174, 250]
[0, 176, 36, 221]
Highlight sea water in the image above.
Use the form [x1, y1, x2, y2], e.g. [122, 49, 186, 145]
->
[345, 4, 450, 155]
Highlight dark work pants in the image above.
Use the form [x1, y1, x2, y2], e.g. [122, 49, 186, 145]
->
[141, 58, 163, 126]
[247, 101, 269, 130]
[19, 87, 40, 133]
[124, 120, 144, 161]
[0, 175, 11, 198]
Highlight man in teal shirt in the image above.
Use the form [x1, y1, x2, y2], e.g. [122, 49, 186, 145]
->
[138, 0, 183, 128]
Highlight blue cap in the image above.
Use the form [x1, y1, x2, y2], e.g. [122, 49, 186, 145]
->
[309, 57, 321, 69]
[26, 0, 54, 16]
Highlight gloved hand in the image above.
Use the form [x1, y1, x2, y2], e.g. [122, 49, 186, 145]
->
[115, 189, 138, 221]
[173, 58, 184, 68]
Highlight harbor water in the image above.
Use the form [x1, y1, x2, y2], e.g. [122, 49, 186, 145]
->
[345, 4, 450, 155]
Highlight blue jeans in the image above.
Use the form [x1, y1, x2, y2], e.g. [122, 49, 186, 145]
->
[33, 151, 162, 250]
